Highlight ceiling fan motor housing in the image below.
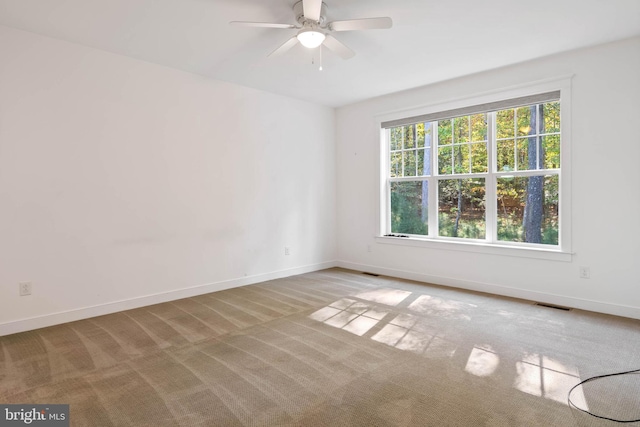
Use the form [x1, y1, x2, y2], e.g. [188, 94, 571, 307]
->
[294, 1, 327, 26]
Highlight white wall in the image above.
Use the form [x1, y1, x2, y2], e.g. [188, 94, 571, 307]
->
[0, 25, 337, 335]
[336, 37, 640, 319]
[2, 25, 637, 336]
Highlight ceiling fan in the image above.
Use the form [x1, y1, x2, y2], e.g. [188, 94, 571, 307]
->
[230, 0, 392, 59]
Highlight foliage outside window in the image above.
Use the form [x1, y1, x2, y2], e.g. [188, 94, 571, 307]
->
[385, 95, 561, 247]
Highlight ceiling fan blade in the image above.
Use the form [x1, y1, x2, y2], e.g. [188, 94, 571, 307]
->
[329, 17, 393, 32]
[230, 21, 296, 29]
[322, 35, 355, 59]
[302, 0, 323, 22]
[269, 36, 299, 57]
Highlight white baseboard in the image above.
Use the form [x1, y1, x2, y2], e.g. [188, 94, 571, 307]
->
[0, 261, 338, 337]
[4, 259, 637, 336]
[337, 260, 640, 321]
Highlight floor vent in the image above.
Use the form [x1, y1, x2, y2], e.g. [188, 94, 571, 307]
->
[362, 272, 380, 277]
[535, 302, 571, 311]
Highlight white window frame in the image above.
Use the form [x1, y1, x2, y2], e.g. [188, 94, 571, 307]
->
[375, 77, 573, 261]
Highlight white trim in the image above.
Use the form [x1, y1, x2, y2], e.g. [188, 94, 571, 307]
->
[0, 261, 338, 337]
[375, 75, 575, 125]
[375, 235, 572, 261]
[337, 261, 640, 320]
[558, 80, 573, 252]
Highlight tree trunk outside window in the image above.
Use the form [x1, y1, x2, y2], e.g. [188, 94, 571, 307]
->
[523, 105, 545, 243]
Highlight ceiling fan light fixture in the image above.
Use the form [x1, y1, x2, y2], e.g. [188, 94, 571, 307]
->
[297, 29, 325, 48]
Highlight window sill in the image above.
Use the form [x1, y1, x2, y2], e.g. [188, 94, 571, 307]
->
[374, 235, 572, 262]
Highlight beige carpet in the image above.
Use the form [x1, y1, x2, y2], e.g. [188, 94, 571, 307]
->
[1, 268, 639, 426]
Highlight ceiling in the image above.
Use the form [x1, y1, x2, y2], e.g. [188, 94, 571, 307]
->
[1, 0, 639, 107]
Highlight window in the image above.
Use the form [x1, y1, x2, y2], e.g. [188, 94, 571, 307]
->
[380, 86, 569, 254]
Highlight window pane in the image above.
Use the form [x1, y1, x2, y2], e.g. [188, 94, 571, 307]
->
[517, 136, 551, 171]
[516, 106, 534, 137]
[438, 146, 452, 174]
[453, 145, 471, 174]
[453, 116, 470, 143]
[422, 122, 433, 148]
[438, 179, 486, 239]
[391, 181, 429, 235]
[542, 101, 560, 133]
[389, 151, 402, 178]
[438, 119, 452, 145]
[416, 123, 424, 148]
[542, 135, 560, 169]
[404, 150, 417, 176]
[471, 142, 488, 173]
[417, 147, 432, 176]
[416, 123, 426, 148]
[390, 127, 402, 151]
[496, 109, 515, 139]
[390, 152, 402, 177]
[497, 175, 559, 245]
[404, 125, 416, 149]
[497, 140, 515, 172]
[516, 137, 532, 171]
[471, 114, 488, 142]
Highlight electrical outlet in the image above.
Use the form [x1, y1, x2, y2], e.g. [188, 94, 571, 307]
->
[367, 244, 372, 252]
[579, 266, 590, 279]
[285, 247, 290, 256]
[19, 282, 32, 296]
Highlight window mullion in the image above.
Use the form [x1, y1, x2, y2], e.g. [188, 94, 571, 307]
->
[384, 128, 392, 235]
[486, 112, 496, 243]
[429, 122, 439, 237]
[537, 104, 542, 170]
[468, 117, 472, 173]
[401, 130, 405, 177]
[450, 120, 455, 174]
